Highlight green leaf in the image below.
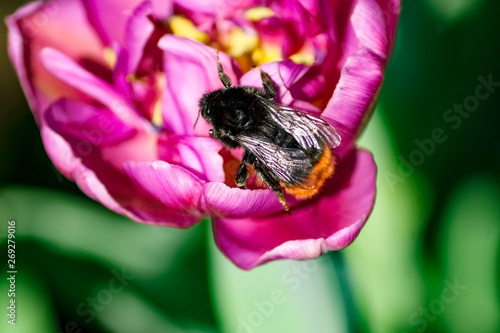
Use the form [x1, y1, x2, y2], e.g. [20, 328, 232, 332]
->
[424, 0, 484, 22]
[438, 176, 500, 333]
[0, 186, 198, 275]
[344, 111, 432, 332]
[0, 267, 59, 333]
[0, 186, 217, 332]
[208, 226, 349, 333]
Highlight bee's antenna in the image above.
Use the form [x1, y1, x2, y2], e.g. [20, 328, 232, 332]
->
[193, 110, 201, 129]
[259, 67, 277, 99]
[217, 51, 232, 88]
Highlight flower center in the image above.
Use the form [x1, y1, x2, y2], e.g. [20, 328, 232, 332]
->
[168, 16, 209, 43]
[244, 7, 276, 21]
[168, 10, 316, 73]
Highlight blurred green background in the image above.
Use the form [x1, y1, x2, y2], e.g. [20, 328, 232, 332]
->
[1, 0, 499, 332]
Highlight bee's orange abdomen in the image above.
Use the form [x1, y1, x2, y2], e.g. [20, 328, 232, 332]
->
[283, 148, 335, 199]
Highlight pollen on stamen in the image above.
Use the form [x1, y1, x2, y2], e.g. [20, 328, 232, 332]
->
[151, 100, 163, 127]
[252, 45, 282, 65]
[169, 16, 209, 43]
[244, 7, 276, 21]
[151, 74, 166, 127]
[227, 27, 258, 58]
[103, 47, 117, 69]
[290, 52, 315, 65]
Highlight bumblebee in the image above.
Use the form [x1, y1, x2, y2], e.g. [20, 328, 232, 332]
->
[199, 58, 341, 211]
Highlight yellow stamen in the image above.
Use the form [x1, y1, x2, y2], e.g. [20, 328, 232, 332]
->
[290, 52, 315, 65]
[151, 99, 163, 127]
[252, 45, 282, 65]
[244, 7, 276, 21]
[103, 47, 117, 69]
[151, 74, 166, 127]
[169, 16, 209, 43]
[227, 27, 258, 57]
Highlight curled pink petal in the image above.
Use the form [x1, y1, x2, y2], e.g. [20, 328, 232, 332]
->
[175, 0, 254, 15]
[5, 1, 43, 116]
[6, 0, 106, 119]
[44, 117, 203, 227]
[123, 1, 156, 75]
[322, 49, 384, 157]
[41, 124, 146, 222]
[240, 61, 310, 105]
[377, 0, 402, 53]
[124, 160, 205, 226]
[40, 47, 153, 133]
[43, 100, 194, 227]
[212, 149, 377, 270]
[72, 163, 142, 222]
[82, 0, 173, 45]
[40, 123, 80, 180]
[46, 99, 136, 147]
[351, 0, 389, 59]
[204, 183, 284, 218]
[158, 134, 225, 182]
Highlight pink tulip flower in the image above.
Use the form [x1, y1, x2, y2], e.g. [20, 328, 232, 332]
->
[7, 0, 400, 269]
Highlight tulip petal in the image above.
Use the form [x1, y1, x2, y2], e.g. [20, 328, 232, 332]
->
[351, 0, 388, 59]
[72, 158, 198, 227]
[377, 0, 401, 51]
[46, 99, 136, 147]
[158, 36, 240, 135]
[40, 123, 81, 180]
[158, 134, 225, 182]
[320, 0, 397, 156]
[43, 111, 203, 227]
[39, 47, 153, 133]
[6, 0, 106, 119]
[123, 1, 155, 74]
[322, 49, 384, 157]
[241, 60, 331, 111]
[46, 99, 157, 170]
[124, 160, 205, 226]
[40, 124, 142, 222]
[175, 0, 254, 15]
[82, 0, 173, 46]
[204, 183, 284, 218]
[43, 98, 205, 227]
[240, 61, 309, 104]
[114, 1, 169, 121]
[5, 1, 43, 115]
[212, 149, 376, 270]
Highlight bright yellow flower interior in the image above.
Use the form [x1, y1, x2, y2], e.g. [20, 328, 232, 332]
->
[103, 47, 117, 69]
[168, 10, 315, 72]
[169, 16, 209, 43]
[244, 7, 276, 21]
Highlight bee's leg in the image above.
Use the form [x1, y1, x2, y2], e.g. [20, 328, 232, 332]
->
[275, 189, 289, 212]
[217, 52, 232, 88]
[260, 69, 277, 99]
[255, 163, 289, 211]
[235, 163, 248, 189]
[235, 151, 253, 188]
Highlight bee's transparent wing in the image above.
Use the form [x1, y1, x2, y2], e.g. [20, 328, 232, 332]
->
[259, 97, 341, 150]
[238, 135, 312, 187]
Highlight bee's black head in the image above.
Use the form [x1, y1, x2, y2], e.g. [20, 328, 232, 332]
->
[199, 87, 262, 132]
[199, 90, 222, 125]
